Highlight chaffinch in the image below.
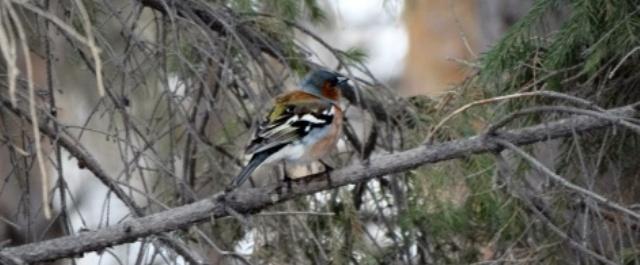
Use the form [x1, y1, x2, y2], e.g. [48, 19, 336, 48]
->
[229, 69, 350, 188]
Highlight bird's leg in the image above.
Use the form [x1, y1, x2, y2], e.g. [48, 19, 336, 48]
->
[319, 159, 334, 185]
[282, 161, 293, 191]
[319, 159, 334, 172]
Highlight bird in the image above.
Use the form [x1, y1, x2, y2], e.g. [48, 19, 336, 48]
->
[228, 69, 350, 189]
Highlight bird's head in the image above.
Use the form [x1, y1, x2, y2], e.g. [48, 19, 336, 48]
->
[300, 69, 350, 103]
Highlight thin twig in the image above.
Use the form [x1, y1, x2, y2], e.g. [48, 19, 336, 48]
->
[517, 194, 617, 265]
[42, 0, 70, 234]
[423, 90, 604, 144]
[608, 46, 640, 79]
[5, 1, 51, 219]
[486, 105, 640, 134]
[493, 138, 640, 221]
[72, 0, 104, 97]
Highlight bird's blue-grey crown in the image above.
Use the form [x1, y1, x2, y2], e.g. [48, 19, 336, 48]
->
[300, 69, 349, 98]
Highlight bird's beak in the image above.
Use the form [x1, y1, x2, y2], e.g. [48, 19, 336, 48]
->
[337, 76, 349, 86]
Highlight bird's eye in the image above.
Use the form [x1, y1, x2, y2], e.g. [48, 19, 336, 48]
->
[285, 105, 295, 113]
[328, 77, 339, 86]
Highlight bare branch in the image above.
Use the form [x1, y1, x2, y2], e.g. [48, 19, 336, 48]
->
[0, 92, 206, 264]
[493, 138, 640, 220]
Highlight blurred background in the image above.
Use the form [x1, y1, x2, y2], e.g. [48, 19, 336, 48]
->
[2, 0, 640, 264]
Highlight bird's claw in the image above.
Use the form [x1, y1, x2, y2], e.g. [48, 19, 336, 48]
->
[319, 160, 334, 172]
[283, 173, 293, 192]
[319, 160, 334, 185]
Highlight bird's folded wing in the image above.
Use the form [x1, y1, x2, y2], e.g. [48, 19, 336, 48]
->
[246, 92, 335, 155]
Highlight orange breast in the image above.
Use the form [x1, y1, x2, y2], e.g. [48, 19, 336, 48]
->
[307, 105, 343, 160]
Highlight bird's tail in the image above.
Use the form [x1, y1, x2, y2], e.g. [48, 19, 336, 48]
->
[230, 152, 270, 188]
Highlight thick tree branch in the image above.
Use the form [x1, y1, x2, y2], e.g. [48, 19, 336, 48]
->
[1, 102, 638, 263]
